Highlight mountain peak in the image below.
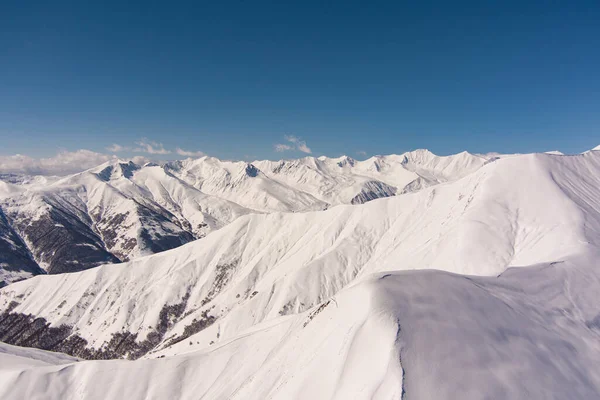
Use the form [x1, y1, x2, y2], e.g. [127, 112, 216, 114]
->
[95, 160, 140, 181]
[245, 163, 260, 177]
[335, 155, 356, 167]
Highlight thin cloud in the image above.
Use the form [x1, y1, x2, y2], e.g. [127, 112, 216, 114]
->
[106, 144, 129, 152]
[134, 138, 171, 155]
[175, 148, 205, 157]
[274, 143, 293, 152]
[275, 135, 312, 154]
[356, 150, 367, 156]
[0, 150, 116, 176]
[284, 135, 299, 144]
[130, 155, 153, 165]
[296, 142, 312, 154]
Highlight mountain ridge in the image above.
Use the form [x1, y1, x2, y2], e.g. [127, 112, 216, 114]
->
[0, 149, 491, 284]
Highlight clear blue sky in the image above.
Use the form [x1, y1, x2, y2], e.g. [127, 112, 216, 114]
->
[1, 0, 599, 160]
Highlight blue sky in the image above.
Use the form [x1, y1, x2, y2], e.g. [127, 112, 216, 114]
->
[1, 0, 599, 165]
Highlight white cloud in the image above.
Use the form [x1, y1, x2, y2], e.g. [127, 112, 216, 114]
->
[130, 155, 153, 165]
[274, 143, 293, 152]
[274, 135, 312, 154]
[134, 138, 171, 155]
[356, 150, 367, 156]
[106, 144, 129, 152]
[0, 150, 117, 176]
[175, 148, 205, 158]
[296, 142, 312, 154]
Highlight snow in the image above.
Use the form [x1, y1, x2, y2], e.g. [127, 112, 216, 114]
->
[0, 342, 79, 369]
[1, 150, 600, 399]
[3, 256, 600, 399]
[165, 150, 488, 211]
[0, 159, 256, 279]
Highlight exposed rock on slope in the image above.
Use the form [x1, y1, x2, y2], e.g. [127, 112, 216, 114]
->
[0, 207, 43, 286]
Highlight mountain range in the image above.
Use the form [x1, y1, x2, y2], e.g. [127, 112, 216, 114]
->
[0, 149, 487, 286]
[1, 147, 600, 399]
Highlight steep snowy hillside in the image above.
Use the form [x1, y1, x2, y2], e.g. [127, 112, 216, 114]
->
[0, 207, 43, 287]
[2, 186, 121, 274]
[0, 150, 487, 283]
[165, 157, 329, 212]
[168, 150, 489, 210]
[3, 256, 600, 399]
[0, 342, 79, 368]
[252, 155, 406, 205]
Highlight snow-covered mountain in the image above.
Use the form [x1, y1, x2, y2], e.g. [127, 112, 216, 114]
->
[0, 150, 489, 284]
[1, 150, 600, 399]
[163, 150, 488, 210]
[0, 160, 253, 284]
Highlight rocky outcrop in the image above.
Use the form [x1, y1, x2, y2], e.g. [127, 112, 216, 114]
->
[350, 181, 397, 205]
[0, 208, 44, 286]
[0, 296, 217, 360]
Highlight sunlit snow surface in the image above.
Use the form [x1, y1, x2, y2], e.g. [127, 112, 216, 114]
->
[1, 150, 600, 399]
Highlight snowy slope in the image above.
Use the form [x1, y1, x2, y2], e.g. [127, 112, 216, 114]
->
[0, 160, 253, 280]
[128, 163, 253, 236]
[2, 256, 600, 399]
[165, 157, 329, 212]
[252, 155, 406, 205]
[0, 342, 79, 369]
[166, 150, 488, 211]
[248, 149, 487, 205]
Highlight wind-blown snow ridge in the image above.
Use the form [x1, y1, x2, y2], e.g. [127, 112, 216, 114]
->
[1, 150, 600, 399]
